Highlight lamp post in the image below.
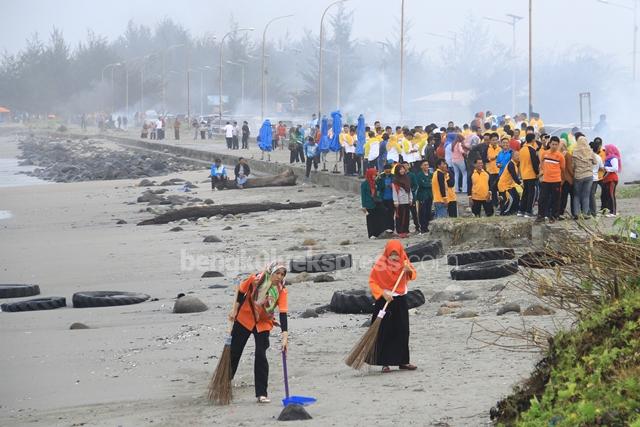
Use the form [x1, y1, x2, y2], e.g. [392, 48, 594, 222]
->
[262, 15, 294, 122]
[400, 0, 405, 123]
[597, 0, 638, 81]
[528, 0, 533, 118]
[484, 14, 523, 115]
[226, 60, 247, 112]
[162, 44, 185, 114]
[101, 62, 122, 113]
[219, 28, 254, 133]
[318, 0, 348, 119]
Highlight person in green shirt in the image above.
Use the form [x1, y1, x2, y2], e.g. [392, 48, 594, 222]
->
[361, 168, 386, 239]
[415, 160, 434, 233]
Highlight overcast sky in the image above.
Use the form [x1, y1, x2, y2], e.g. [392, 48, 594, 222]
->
[0, 0, 635, 71]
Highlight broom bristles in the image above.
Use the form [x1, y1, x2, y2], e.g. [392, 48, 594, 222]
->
[345, 318, 382, 369]
[207, 344, 233, 405]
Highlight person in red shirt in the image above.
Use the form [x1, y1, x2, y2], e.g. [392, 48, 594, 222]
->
[276, 121, 287, 150]
[228, 262, 289, 403]
[509, 128, 522, 152]
[367, 240, 418, 372]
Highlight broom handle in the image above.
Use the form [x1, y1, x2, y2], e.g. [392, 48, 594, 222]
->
[378, 266, 407, 318]
[282, 350, 290, 399]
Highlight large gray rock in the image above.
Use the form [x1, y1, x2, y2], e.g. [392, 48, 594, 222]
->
[203, 235, 222, 243]
[173, 296, 208, 313]
[497, 303, 521, 316]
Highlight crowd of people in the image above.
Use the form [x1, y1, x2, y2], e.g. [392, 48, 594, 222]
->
[352, 112, 621, 239]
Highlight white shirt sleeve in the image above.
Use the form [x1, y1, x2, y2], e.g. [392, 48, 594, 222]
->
[604, 157, 619, 173]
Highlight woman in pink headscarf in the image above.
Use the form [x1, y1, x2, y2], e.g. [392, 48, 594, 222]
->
[602, 144, 621, 217]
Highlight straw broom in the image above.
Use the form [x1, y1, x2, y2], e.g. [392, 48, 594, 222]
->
[345, 268, 406, 369]
[208, 288, 239, 405]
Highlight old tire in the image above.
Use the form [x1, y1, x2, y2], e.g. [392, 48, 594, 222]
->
[0, 284, 41, 299]
[518, 251, 567, 269]
[405, 289, 426, 309]
[329, 289, 425, 314]
[405, 240, 443, 263]
[447, 248, 515, 266]
[1, 297, 66, 312]
[289, 253, 352, 273]
[72, 291, 150, 308]
[450, 260, 519, 281]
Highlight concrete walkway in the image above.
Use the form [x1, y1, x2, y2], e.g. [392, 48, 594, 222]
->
[61, 125, 361, 194]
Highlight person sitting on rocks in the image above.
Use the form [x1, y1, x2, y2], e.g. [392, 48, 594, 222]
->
[210, 158, 228, 190]
[234, 157, 251, 189]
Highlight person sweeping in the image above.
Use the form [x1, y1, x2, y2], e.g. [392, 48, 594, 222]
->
[346, 240, 417, 371]
[211, 262, 289, 404]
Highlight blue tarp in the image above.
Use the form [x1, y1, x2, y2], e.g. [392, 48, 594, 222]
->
[329, 110, 342, 152]
[317, 116, 330, 153]
[355, 114, 365, 155]
[258, 119, 272, 152]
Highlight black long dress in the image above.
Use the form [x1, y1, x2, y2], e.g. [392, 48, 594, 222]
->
[366, 295, 410, 366]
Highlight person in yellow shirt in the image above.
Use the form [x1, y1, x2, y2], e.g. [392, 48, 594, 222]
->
[486, 136, 501, 207]
[468, 158, 494, 217]
[432, 159, 451, 218]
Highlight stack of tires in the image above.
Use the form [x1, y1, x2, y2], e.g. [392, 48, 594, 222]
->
[1, 284, 150, 312]
[329, 289, 426, 314]
[448, 248, 519, 281]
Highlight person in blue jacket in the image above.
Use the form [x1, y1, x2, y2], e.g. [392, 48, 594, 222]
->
[210, 158, 228, 190]
[496, 137, 513, 177]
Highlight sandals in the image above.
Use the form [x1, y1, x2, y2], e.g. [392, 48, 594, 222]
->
[257, 396, 271, 404]
[399, 363, 417, 371]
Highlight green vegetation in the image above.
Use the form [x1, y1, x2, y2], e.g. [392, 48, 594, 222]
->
[618, 184, 640, 199]
[491, 217, 640, 426]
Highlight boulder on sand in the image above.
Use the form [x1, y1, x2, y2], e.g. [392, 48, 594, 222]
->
[173, 296, 208, 313]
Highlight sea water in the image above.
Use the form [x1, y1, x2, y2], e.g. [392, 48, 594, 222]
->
[0, 158, 48, 220]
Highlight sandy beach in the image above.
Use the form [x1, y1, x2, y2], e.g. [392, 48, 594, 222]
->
[1, 128, 633, 426]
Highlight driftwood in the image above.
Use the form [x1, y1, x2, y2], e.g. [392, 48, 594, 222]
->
[137, 201, 322, 225]
[215, 168, 297, 189]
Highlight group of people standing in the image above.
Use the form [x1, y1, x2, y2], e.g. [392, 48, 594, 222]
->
[359, 113, 623, 238]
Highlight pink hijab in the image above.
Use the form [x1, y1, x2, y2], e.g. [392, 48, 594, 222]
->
[604, 144, 622, 172]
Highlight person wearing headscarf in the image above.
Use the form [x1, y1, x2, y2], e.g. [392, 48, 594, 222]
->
[589, 138, 605, 216]
[602, 144, 622, 216]
[361, 168, 386, 239]
[571, 136, 597, 218]
[229, 262, 288, 404]
[392, 164, 413, 238]
[367, 240, 418, 373]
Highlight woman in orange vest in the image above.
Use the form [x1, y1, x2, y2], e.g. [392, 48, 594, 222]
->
[228, 262, 288, 403]
[367, 240, 418, 373]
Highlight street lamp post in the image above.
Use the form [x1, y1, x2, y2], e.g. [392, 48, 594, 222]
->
[162, 44, 185, 114]
[528, 0, 533, 118]
[262, 15, 294, 122]
[318, 0, 348, 119]
[219, 28, 255, 133]
[597, 0, 638, 81]
[400, 0, 405, 123]
[484, 14, 523, 115]
[227, 60, 247, 111]
[101, 62, 122, 113]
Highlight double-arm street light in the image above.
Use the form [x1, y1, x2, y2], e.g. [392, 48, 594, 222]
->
[262, 15, 294, 122]
[219, 28, 255, 132]
[484, 14, 524, 115]
[318, 0, 348, 120]
[597, 0, 638, 81]
[226, 60, 248, 112]
[101, 62, 122, 113]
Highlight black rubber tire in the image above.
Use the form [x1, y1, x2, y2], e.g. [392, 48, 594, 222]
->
[0, 284, 41, 299]
[330, 289, 374, 314]
[450, 260, 519, 281]
[289, 253, 352, 273]
[447, 248, 516, 266]
[1, 296, 66, 312]
[329, 289, 425, 314]
[405, 240, 444, 263]
[518, 251, 567, 269]
[405, 289, 426, 309]
[72, 291, 150, 308]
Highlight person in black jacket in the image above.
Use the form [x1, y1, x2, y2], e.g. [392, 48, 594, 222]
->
[241, 121, 250, 149]
[234, 158, 251, 189]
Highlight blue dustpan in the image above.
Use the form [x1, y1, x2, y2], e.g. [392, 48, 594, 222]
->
[281, 351, 317, 407]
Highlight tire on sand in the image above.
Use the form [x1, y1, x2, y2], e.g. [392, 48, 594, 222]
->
[329, 289, 426, 314]
[518, 251, 567, 269]
[447, 248, 515, 266]
[405, 241, 443, 263]
[1, 297, 66, 312]
[0, 284, 41, 299]
[450, 260, 519, 281]
[72, 291, 150, 308]
[289, 253, 352, 274]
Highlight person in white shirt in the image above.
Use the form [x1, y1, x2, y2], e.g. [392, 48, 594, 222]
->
[224, 122, 234, 149]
